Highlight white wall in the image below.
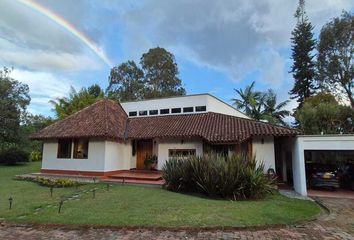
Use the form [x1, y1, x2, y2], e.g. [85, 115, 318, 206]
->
[42, 140, 106, 172]
[104, 141, 132, 171]
[121, 94, 249, 119]
[252, 136, 275, 172]
[156, 139, 203, 170]
[42, 140, 133, 173]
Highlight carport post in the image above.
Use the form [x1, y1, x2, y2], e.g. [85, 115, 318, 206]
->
[292, 138, 307, 196]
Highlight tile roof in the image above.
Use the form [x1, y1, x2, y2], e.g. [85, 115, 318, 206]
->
[30, 99, 128, 140]
[127, 112, 300, 143]
[31, 100, 300, 143]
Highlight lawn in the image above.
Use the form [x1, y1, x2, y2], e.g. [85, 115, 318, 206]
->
[0, 162, 321, 227]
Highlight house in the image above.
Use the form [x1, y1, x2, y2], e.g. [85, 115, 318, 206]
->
[33, 93, 353, 196]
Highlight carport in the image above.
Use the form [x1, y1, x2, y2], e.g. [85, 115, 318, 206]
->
[290, 135, 354, 196]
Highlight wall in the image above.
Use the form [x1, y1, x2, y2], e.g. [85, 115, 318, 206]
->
[42, 139, 133, 173]
[104, 141, 132, 171]
[156, 139, 203, 170]
[42, 140, 106, 172]
[121, 94, 249, 119]
[252, 136, 275, 172]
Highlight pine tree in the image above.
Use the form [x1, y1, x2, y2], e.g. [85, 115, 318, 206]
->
[289, 0, 317, 108]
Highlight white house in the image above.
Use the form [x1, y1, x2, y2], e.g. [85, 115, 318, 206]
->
[31, 93, 354, 196]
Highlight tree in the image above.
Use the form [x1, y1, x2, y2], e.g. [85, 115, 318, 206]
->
[106, 61, 145, 101]
[317, 12, 354, 108]
[262, 89, 291, 126]
[0, 67, 30, 146]
[289, 0, 317, 108]
[232, 82, 290, 125]
[296, 92, 354, 134]
[232, 81, 262, 118]
[50, 84, 104, 119]
[140, 47, 186, 98]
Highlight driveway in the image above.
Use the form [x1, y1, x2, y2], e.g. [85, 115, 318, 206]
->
[0, 197, 353, 240]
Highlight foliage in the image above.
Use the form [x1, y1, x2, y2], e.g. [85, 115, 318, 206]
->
[0, 67, 30, 146]
[232, 81, 262, 118]
[107, 47, 186, 101]
[162, 153, 275, 200]
[107, 61, 145, 101]
[232, 82, 290, 125]
[262, 89, 291, 126]
[16, 175, 81, 188]
[18, 114, 53, 154]
[50, 84, 104, 119]
[0, 147, 30, 165]
[144, 154, 158, 170]
[296, 92, 354, 134]
[317, 11, 354, 108]
[289, 0, 317, 108]
[30, 150, 42, 162]
[141, 47, 186, 98]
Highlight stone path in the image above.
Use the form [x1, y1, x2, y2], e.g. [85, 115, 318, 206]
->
[0, 197, 353, 240]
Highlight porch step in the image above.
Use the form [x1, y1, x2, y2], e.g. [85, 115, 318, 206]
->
[103, 178, 165, 186]
[108, 171, 163, 181]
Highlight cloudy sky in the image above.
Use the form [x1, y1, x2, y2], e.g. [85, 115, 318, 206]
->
[0, 0, 353, 116]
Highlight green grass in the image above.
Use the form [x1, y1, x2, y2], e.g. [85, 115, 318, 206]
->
[0, 162, 321, 227]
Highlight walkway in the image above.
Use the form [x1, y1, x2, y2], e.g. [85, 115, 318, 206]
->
[0, 197, 353, 239]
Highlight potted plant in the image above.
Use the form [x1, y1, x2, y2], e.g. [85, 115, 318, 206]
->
[144, 155, 158, 170]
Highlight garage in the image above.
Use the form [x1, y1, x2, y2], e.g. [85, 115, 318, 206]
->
[290, 135, 354, 196]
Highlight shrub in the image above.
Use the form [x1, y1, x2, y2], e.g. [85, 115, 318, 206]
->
[0, 147, 30, 165]
[162, 153, 274, 200]
[16, 176, 81, 188]
[29, 150, 42, 162]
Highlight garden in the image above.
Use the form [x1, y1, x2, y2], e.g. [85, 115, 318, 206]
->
[0, 161, 321, 228]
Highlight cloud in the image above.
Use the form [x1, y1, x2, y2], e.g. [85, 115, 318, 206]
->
[111, 0, 352, 87]
[0, 0, 106, 71]
[11, 69, 77, 116]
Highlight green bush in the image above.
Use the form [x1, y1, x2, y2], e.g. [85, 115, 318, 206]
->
[0, 147, 30, 165]
[29, 150, 42, 162]
[16, 176, 81, 188]
[162, 154, 274, 200]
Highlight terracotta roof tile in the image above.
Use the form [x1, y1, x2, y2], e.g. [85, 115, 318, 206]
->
[30, 99, 128, 140]
[31, 100, 300, 142]
[127, 112, 299, 143]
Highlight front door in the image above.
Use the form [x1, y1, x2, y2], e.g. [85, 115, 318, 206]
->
[136, 140, 153, 170]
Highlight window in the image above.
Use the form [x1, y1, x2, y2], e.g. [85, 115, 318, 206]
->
[160, 108, 170, 114]
[169, 149, 196, 158]
[57, 139, 72, 158]
[171, 108, 181, 113]
[73, 139, 89, 159]
[129, 111, 137, 117]
[149, 110, 158, 115]
[195, 106, 206, 112]
[139, 110, 148, 116]
[183, 107, 194, 113]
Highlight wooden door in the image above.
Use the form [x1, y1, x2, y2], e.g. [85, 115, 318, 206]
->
[136, 140, 153, 170]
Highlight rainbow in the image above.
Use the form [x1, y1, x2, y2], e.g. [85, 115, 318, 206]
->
[17, 0, 113, 68]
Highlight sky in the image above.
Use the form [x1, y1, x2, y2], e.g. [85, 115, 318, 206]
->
[0, 0, 353, 117]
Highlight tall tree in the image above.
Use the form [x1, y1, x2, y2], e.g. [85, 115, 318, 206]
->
[232, 81, 262, 118]
[106, 61, 145, 101]
[262, 89, 291, 126]
[317, 12, 354, 108]
[289, 0, 317, 108]
[140, 47, 186, 98]
[0, 67, 30, 146]
[50, 84, 104, 119]
[296, 92, 354, 134]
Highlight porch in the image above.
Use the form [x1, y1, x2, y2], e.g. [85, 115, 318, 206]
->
[104, 170, 164, 186]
